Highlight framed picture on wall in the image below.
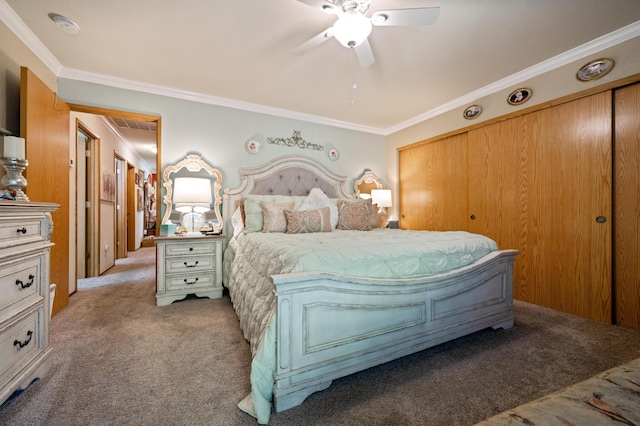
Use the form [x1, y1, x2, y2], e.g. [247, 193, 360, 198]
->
[137, 188, 143, 211]
[138, 170, 144, 187]
[101, 168, 116, 203]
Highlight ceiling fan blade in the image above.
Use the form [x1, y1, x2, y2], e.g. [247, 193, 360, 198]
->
[371, 7, 440, 26]
[355, 39, 375, 67]
[293, 28, 334, 55]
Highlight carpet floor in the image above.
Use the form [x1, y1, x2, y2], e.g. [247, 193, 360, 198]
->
[1, 246, 639, 426]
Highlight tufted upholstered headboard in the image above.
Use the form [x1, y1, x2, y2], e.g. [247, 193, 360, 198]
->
[222, 155, 352, 242]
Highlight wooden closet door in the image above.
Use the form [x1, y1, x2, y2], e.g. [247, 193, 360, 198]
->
[468, 116, 530, 298]
[399, 133, 468, 231]
[614, 82, 640, 330]
[469, 92, 612, 323]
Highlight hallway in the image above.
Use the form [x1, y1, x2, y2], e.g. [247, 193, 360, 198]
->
[77, 247, 155, 290]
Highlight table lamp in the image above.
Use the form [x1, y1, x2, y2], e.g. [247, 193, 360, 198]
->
[173, 177, 212, 236]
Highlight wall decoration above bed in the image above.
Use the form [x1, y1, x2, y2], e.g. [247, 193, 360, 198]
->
[266, 130, 324, 151]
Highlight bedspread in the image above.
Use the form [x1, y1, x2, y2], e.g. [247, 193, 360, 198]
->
[225, 229, 498, 423]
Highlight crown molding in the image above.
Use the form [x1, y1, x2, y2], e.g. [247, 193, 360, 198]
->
[0, 0, 63, 75]
[58, 67, 387, 135]
[3, 0, 638, 137]
[387, 20, 640, 135]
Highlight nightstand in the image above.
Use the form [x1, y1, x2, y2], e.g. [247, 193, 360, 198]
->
[154, 234, 224, 306]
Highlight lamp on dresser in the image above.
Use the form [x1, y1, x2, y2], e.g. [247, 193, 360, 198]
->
[172, 177, 212, 236]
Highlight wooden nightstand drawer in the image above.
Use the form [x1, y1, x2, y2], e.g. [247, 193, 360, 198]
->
[165, 255, 214, 274]
[0, 307, 43, 387]
[0, 255, 44, 314]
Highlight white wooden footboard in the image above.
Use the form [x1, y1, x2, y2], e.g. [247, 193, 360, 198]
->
[272, 249, 519, 412]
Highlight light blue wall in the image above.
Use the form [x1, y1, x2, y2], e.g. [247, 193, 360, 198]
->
[57, 79, 387, 193]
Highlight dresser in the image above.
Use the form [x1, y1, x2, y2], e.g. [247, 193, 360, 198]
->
[0, 201, 58, 405]
[154, 235, 224, 306]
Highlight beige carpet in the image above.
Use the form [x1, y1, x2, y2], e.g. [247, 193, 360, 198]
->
[1, 246, 640, 426]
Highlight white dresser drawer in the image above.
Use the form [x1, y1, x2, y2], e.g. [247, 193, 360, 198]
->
[0, 255, 44, 313]
[0, 307, 43, 387]
[165, 256, 214, 274]
[165, 273, 216, 291]
[164, 241, 217, 257]
[0, 219, 42, 246]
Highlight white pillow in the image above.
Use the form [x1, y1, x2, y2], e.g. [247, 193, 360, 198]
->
[298, 188, 339, 230]
[231, 206, 245, 238]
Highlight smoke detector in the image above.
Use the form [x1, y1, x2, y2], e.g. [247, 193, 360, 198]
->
[48, 13, 80, 34]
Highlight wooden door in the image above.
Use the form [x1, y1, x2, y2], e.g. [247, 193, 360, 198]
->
[614, 82, 640, 330]
[468, 115, 530, 297]
[469, 92, 612, 323]
[20, 67, 70, 316]
[399, 133, 468, 231]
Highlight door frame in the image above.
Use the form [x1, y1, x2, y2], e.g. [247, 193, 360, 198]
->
[67, 103, 162, 242]
[74, 119, 101, 283]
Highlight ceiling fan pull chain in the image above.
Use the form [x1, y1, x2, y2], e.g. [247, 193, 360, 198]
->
[350, 48, 358, 105]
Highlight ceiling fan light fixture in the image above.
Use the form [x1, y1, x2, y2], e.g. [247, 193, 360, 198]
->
[332, 11, 372, 48]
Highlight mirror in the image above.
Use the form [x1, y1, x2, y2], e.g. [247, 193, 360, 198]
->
[354, 169, 384, 198]
[161, 154, 223, 232]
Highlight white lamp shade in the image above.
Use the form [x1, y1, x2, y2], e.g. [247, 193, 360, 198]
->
[332, 11, 372, 47]
[173, 177, 212, 212]
[371, 189, 392, 208]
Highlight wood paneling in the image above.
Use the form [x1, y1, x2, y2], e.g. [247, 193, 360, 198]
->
[614, 82, 640, 329]
[399, 133, 468, 231]
[468, 115, 531, 302]
[20, 67, 70, 316]
[400, 92, 613, 324]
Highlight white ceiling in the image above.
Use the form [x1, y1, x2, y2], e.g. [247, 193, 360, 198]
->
[5, 1, 640, 138]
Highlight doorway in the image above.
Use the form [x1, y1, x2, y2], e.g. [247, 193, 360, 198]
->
[75, 121, 100, 285]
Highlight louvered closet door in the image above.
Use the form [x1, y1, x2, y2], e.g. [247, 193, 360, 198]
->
[614, 82, 640, 330]
[398, 133, 468, 231]
[469, 91, 613, 323]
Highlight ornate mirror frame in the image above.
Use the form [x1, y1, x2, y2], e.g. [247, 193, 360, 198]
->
[354, 169, 384, 197]
[161, 154, 223, 230]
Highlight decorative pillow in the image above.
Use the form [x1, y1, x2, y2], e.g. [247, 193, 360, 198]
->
[243, 194, 306, 233]
[231, 206, 245, 238]
[337, 198, 373, 231]
[284, 207, 332, 234]
[369, 204, 381, 229]
[298, 188, 339, 230]
[261, 202, 294, 233]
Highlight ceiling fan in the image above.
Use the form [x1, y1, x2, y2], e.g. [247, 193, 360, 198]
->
[293, 0, 440, 67]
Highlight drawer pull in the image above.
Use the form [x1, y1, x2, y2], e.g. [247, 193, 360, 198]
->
[184, 278, 199, 285]
[15, 274, 35, 289]
[189, 247, 194, 251]
[184, 261, 199, 268]
[14, 330, 33, 349]
[17, 227, 27, 234]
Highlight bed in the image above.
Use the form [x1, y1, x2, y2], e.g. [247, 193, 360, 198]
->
[221, 155, 519, 424]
